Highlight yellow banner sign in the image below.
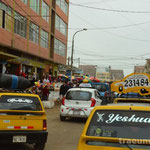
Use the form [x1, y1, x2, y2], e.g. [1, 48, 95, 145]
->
[111, 73, 150, 96]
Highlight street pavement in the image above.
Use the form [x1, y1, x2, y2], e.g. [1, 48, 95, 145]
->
[45, 105, 86, 150]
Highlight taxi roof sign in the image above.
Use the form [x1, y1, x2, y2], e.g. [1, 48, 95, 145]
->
[111, 73, 150, 96]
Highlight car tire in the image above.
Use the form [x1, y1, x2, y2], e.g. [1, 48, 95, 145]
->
[34, 142, 46, 150]
[119, 86, 123, 92]
[60, 115, 66, 121]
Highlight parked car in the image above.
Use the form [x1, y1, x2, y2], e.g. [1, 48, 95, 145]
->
[60, 88, 102, 121]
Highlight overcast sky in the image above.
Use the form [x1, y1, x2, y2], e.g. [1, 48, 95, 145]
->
[67, 0, 150, 76]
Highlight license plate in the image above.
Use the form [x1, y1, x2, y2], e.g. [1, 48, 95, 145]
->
[13, 136, 27, 143]
[73, 110, 80, 115]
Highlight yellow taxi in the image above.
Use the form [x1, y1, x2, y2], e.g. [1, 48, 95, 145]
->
[0, 92, 48, 150]
[77, 104, 150, 150]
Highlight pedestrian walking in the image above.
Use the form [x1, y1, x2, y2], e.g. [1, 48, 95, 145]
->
[59, 81, 70, 99]
[41, 85, 50, 101]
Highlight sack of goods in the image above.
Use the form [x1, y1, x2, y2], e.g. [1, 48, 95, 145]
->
[0, 74, 31, 90]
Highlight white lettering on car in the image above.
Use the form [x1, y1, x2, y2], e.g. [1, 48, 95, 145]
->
[102, 113, 150, 124]
[97, 113, 105, 122]
[7, 98, 33, 104]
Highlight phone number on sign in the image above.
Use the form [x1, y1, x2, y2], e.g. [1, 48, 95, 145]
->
[124, 79, 149, 87]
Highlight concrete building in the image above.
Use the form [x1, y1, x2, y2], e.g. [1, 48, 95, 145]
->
[134, 65, 145, 73]
[79, 65, 97, 77]
[0, 0, 69, 79]
[96, 66, 110, 82]
[144, 59, 150, 74]
[110, 69, 124, 81]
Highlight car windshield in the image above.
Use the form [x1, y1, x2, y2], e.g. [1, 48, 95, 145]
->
[87, 110, 150, 139]
[91, 84, 107, 92]
[66, 91, 92, 101]
[0, 95, 42, 111]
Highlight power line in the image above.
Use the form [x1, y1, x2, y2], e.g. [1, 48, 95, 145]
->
[6, 2, 150, 32]
[70, 2, 150, 14]
[102, 2, 150, 39]
[69, 10, 150, 43]
[85, 21, 150, 30]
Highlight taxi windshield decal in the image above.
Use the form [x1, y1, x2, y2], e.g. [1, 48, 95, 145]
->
[111, 73, 150, 95]
[7, 98, 33, 104]
[96, 112, 150, 124]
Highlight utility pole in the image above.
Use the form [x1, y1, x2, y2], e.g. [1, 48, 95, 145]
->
[78, 58, 80, 68]
[68, 57, 70, 66]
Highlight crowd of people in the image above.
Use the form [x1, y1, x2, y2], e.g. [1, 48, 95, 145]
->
[29, 75, 75, 102]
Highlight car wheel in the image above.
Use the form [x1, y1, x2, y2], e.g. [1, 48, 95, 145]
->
[119, 86, 123, 92]
[140, 88, 148, 94]
[34, 142, 46, 150]
[60, 115, 66, 121]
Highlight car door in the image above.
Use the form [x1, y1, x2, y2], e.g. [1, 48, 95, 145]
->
[94, 90, 102, 105]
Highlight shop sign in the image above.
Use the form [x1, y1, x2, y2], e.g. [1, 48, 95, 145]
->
[9, 58, 45, 68]
[111, 73, 150, 95]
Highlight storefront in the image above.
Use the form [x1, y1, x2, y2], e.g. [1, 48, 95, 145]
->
[0, 51, 18, 73]
[7, 57, 46, 80]
[53, 65, 58, 77]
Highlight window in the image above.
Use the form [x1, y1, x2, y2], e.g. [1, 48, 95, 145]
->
[21, 0, 28, 5]
[61, 0, 68, 15]
[0, 2, 12, 32]
[54, 38, 66, 57]
[56, 0, 61, 7]
[41, 0, 49, 22]
[56, 0, 68, 16]
[55, 15, 59, 30]
[87, 110, 150, 140]
[30, 0, 40, 14]
[29, 22, 39, 44]
[40, 29, 49, 48]
[66, 91, 92, 100]
[55, 15, 67, 36]
[0, 95, 42, 111]
[60, 19, 67, 36]
[14, 11, 27, 38]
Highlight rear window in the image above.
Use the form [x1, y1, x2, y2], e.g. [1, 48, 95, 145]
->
[87, 110, 150, 139]
[91, 84, 108, 92]
[66, 91, 92, 101]
[0, 95, 42, 111]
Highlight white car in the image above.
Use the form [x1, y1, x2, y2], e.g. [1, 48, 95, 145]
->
[60, 88, 102, 121]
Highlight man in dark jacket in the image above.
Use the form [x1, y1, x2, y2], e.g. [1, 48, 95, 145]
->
[59, 81, 70, 99]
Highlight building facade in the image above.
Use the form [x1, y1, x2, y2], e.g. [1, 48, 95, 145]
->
[79, 65, 97, 77]
[134, 65, 145, 73]
[96, 66, 110, 82]
[110, 69, 124, 81]
[144, 59, 150, 74]
[0, 0, 69, 79]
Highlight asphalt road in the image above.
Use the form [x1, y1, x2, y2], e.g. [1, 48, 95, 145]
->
[45, 105, 85, 150]
[0, 105, 85, 150]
